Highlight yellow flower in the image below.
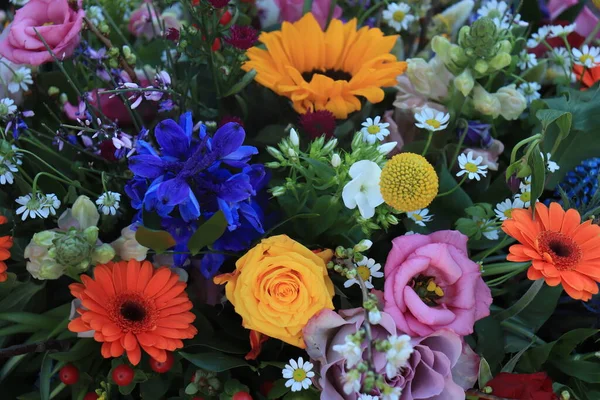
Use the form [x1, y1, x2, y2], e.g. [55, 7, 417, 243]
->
[243, 13, 407, 119]
[379, 153, 439, 212]
[213, 235, 334, 348]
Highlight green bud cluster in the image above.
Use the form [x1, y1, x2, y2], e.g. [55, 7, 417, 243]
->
[185, 370, 221, 397]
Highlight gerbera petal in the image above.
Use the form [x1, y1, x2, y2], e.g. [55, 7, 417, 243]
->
[127, 344, 142, 365]
[144, 267, 173, 298]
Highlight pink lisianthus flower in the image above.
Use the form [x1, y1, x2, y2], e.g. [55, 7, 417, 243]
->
[0, 0, 84, 65]
[383, 231, 492, 337]
[273, 2, 342, 29]
[128, 0, 180, 40]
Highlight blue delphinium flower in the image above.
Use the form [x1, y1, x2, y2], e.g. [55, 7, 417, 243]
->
[126, 112, 268, 277]
[458, 120, 493, 148]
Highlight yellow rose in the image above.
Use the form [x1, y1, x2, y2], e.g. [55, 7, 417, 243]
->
[214, 235, 335, 348]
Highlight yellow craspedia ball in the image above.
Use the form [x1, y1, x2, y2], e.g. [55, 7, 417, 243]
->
[379, 153, 439, 212]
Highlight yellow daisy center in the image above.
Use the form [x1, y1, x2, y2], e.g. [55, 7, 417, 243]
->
[425, 119, 441, 129]
[357, 265, 371, 281]
[393, 10, 406, 22]
[293, 368, 307, 382]
[520, 191, 531, 202]
[379, 153, 439, 212]
[580, 54, 594, 64]
[464, 162, 479, 173]
[367, 125, 380, 135]
[412, 214, 423, 221]
[503, 209, 513, 218]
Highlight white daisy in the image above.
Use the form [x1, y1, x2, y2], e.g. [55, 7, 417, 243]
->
[359, 395, 379, 400]
[8, 67, 33, 93]
[473, 217, 499, 240]
[15, 193, 49, 221]
[332, 336, 363, 369]
[517, 50, 538, 70]
[572, 45, 600, 68]
[382, 3, 415, 32]
[385, 334, 413, 378]
[381, 388, 402, 400]
[456, 152, 488, 181]
[548, 47, 571, 70]
[515, 182, 532, 207]
[0, 98, 17, 117]
[494, 198, 525, 221]
[96, 191, 121, 216]
[544, 152, 559, 173]
[526, 26, 551, 48]
[360, 116, 390, 144]
[414, 108, 450, 132]
[476, 0, 509, 20]
[42, 193, 61, 216]
[518, 82, 542, 104]
[483, 226, 499, 240]
[0, 162, 17, 185]
[282, 357, 314, 392]
[548, 23, 576, 38]
[406, 208, 433, 227]
[344, 257, 383, 289]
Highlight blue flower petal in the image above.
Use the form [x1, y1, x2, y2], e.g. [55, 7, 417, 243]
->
[217, 197, 234, 227]
[239, 202, 264, 233]
[212, 122, 245, 157]
[218, 173, 254, 203]
[222, 145, 258, 164]
[200, 253, 226, 279]
[180, 190, 201, 222]
[179, 112, 193, 139]
[129, 154, 165, 178]
[155, 119, 190, 159]
[157, 178, 191, 206]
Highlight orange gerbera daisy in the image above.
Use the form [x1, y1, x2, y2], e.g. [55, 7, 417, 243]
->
[0, 215, 13, 283]
[68, 260, 197, 365]
[243, 13, 407, 119]
[502, 202, 600, 301]
[573, 64, 600, 89]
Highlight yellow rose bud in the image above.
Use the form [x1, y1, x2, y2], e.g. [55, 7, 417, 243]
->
[214, 235, 335, 348]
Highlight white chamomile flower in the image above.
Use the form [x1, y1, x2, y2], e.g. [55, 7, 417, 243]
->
[548, 23, 576, 38]
[517, 50, 538, 70]
[548, 47, 571, 70]
[360, 116, 390, 144]
[515, 182, 532, 207]
[414, 108, 450, 132]
[96, 191, 121, 216]
[282, 357, 314, 392]
[385, 334, 413, 378]
[572, 45, 600, 68]
[406, 208, 433, 227]
[0, 162, 17, 185]
[381, 388, 402, 400]
[359, 395, 379, 400]
[8, 67, 33, 93]
[494, 198, 525, 221]
[382, 3, 415, 32]
[473, 217, 499, 240]
[332, 336, 363, 369]
[87, 6, 105, 25]
[527, 26, 550, 48]
[42, 193, 61, 216]
[344, 257, 383, 289]
[16, 193, 49, 221]
[518, 82, 541, 104]
[0, 98, 17, 117]
[342, 370, 361, 395]
[456, 152, 488, 181]
[544, 152, 559, 173]
[477, 0, 509, 20]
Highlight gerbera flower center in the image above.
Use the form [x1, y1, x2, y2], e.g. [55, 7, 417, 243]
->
[120, 301, 147, 321]
[580, 54, 593, 64]
[412, 275, 444, 305]
[293, 368, 307, 382]
[301, 68, 353, 83]
[367, 125, 381, 135]
[425, 119, 441, 129]
[464, 162, 479, 173]
[537, 231, 582, 270]
[357, 265, 371, 281]
[393, 10, 406, 22]
[109, 293, 157, 333]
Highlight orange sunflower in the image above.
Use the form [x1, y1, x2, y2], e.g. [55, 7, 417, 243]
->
[502, 202, 600, 301]
[68, 260, 197, 365]
[0, 215, 12, 283]
[242, 13, 407, 119]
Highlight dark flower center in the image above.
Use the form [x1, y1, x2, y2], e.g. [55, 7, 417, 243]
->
[120, 301, 147, 322]
[411, 275, 444, 306]
[302, 69, 353, 83]
[537, 231, 582, 270]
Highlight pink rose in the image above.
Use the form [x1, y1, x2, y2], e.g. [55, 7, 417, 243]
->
[0, 0, 84, 65]
[383, 231, 492, 337]
[274, 3, 342, 29]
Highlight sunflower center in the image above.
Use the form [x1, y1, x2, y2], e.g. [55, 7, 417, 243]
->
[411, 275, 444, 305]
[580, 54, 594, 64]
[537, 231, 582, 270]
[302, 68, 352, 83]
[465, 162, 479, 173]
[293, 368, 307, 382]
[357, 265, 371, 281]
[120, 301, 147, 322]
[425, 119, 441, 129]
[393, 10, 406, 22]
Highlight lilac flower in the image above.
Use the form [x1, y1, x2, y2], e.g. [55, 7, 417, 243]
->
[458, 120, 493, 148]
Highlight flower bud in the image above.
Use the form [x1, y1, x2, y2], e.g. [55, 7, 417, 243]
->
[377, 142, 397, 155]
[59, 93, 68, 104]
[82, 226, 99, 245]
[33, 230, 56, 247]
[473, 85, 501, 118]
[498, 40, 512, 53]
[71, 195, 99, 230]
[265, 161, 281, 168]
[368, 309, 382, 324]
[473, 59, 489, 75]
[47, 86, 60, 97]
[92, 243, 116, 264]
[495, 84, 527, 120]
[386, 214, 399, 225]
[322, 138, 338, 153]
[54, 230, 94, 269]
[354, 239, 373, 252]
[561, 391, 570, 400]
[489, 52, 512, 70]
[331, 153, 341, 168]
[287, 148, 296, 157]
[432, 35, 451, 61]
[289, 128, 299, 147]
[266, 146, 284, 161]
[271, 186, 286, 197]
[449, 45, 468, 66]
[454, 68, 474, 96]
[122, 45, 132, 58]
[407, 58, 434, 95]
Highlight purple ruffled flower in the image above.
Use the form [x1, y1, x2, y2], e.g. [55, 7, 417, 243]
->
[459, 120, 493, 148]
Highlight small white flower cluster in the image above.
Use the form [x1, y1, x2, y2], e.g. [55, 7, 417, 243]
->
[15, 192, 61, 221]
[476, 0, 527, 30]
[0, 59, 32, 103]
[344, 257, 383, 289]
[96, 191, 121, 216]
[0, 98, 17, 118]
[114, 70, 172, 109]
[0, 144, 21, 186]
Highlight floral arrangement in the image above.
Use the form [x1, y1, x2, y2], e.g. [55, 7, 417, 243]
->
[1, 0, 600, 399]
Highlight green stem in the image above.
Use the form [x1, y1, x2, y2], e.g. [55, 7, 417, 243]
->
[482, 262, 529, 276]
[500, 319, 546, 345]
[448, 119, 469, 170]
[421, 131, 434, 156]
[473, 235, 514, 261]
[437, 176, 467, 197]
[510, 134, 542, 165]
[17, 147, 73, 183]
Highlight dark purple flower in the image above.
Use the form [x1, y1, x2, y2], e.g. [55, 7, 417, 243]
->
[459, 120, 493, 148]
[299, 110, 336, 139]
[225, 25, 258, 50]
[165, 27, 180, 42]
[208, 0, 230, 8]
[219, 115, 244, 128]
[159, 99, 174, 112]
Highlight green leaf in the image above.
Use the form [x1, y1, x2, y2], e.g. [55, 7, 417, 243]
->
[133, 369, 148, 383]
[39, 353, 52, 400]
[550, 328, 598, 358]
[501, 342, 533, 373]
[552, 359, 600, 383]
[0, 312, 59, 328]
[49, 339, 97, 362]
[527, 145, 546, 212]
[494, 279, 544, 321]
[302, 157, 335, 182]
[0, 281, 45, 312]
[187, 211, 228, 256]
[475, 316, 505, 373]
[179, 352, 248, 372]
[268, 379, 291, 399]
[222, 69, 257, 97]
[536, 109, 572, 140]
[478, 358, 492, 390]
[135, 226, 176, 253]
[517, 285, 562, 332]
